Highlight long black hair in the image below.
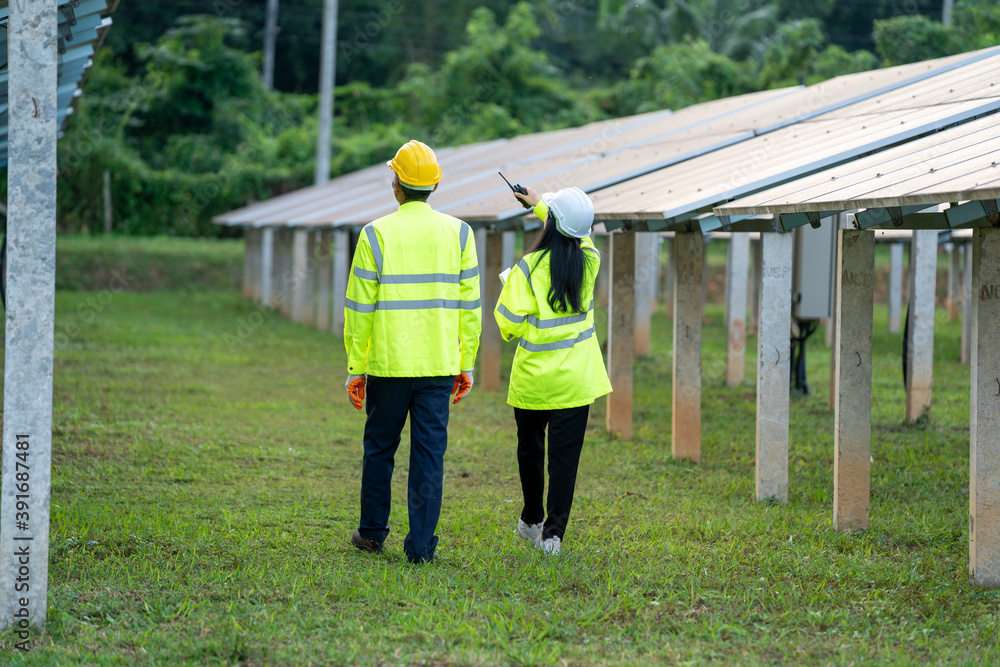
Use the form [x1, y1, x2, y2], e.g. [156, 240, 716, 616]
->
[525, 213, 592, 314]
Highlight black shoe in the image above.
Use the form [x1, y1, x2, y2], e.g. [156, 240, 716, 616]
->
[352, 530, 384, 555]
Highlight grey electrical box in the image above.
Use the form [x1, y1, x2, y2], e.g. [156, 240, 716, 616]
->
[792, 216, 837, 320]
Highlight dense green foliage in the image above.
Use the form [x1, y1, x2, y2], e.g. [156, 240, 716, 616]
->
[3, 238, 999, 663]
[53, 0, 1000, 236]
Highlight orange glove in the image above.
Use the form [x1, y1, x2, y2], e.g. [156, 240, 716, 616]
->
[346, 374, 366, 410]
[451, 370, 474, 404]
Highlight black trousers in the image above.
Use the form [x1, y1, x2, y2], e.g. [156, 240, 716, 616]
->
[514, 404, 590, 540]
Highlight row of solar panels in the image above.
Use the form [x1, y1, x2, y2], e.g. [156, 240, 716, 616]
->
[214, 45, 1000, 235]
[0, 0, 116, 165]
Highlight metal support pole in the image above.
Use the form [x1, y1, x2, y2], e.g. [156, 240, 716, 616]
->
[1, 0, 59, 631]
[263, 0, 280, 90]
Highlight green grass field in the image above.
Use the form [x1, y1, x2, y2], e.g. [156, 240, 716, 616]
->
[0, 237, 996, 665]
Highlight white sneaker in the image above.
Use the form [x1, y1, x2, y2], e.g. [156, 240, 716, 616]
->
[516, 518, 543, 544]
[540, 535, 561, 556]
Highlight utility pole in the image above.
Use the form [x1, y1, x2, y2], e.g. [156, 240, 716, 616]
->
[316, 0, 349, 335]
[316, 0, 338, 185]
[263, 0, 280, 89]
[1, 0, 58, 633]
[943, 0, 954, 26]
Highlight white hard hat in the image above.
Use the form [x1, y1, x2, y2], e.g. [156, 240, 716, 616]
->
[542, 187, 594, 239]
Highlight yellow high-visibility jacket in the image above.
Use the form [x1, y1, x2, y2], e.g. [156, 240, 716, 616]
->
[344, 201, 482, 377]
[494, 202, 612, 410]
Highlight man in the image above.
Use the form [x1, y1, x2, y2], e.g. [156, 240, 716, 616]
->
[344, 140, 482, 564]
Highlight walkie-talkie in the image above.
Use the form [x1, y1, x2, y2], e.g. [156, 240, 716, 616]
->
[499, 172, 533, 209]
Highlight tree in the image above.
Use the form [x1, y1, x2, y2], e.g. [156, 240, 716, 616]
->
[873, 14, 963, 67]
[397, 2, 599, 145]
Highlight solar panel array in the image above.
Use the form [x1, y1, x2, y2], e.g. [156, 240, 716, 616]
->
[0, 0, 116, 165]
[214, 46, 1000, 232]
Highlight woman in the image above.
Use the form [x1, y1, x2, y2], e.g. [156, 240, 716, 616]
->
[494, 185, 613, 555]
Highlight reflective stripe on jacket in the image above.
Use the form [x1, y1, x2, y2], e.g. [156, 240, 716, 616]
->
[494, 203, 612, 409]
[345, 201, 482, 377]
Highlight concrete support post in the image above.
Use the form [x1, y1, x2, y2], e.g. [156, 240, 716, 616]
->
[523, 229, 541, 256]
[476, 229, 487, 302]
[272, 229, 285, 311]
[280, 230, 293, 318]
[291, 229, 310, 323]
[481, 231, 503, 392]
[261, 227, 274, 307]
[828, 213, 847, 410]
[970, 228, 1000, 586]
[634, 232, 656, 355]
[725, 234, 749, 387]
[502, 231, 515, 272]
[243, 230, 254, 299]
[673, 232, 703, 462]
[664, 238, 675, 319]
[749, 237, 762, 335]
[302, 231, 317, 327]
[252, 229, 263, 302]
[1, 0, 59, 630]
[963, 242, 973, 364]
[949, 244, 962, 321]
[833, 230, 874, 531]
[332, 230, 349, 335]
[888, 243, 904, 334]
[756, 232, 793, 501]
[595, 235, 610, 309]
[651, 236, 661, 307]
[316, 232, 332, 332]
[906, 230, 937, 422]
[606, 230, 636, 440]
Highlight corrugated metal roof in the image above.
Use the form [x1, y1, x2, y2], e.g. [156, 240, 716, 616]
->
[214, 46, 999, 231]
[0, 0, 116, 165]
[714, 112, 1000, 216]
[589, 46, 1000, 231]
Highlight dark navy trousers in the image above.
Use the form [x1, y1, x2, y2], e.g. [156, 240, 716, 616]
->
[358, 375, 452, 563]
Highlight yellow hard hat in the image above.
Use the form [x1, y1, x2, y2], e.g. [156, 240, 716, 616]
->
[386, 140, 442, 190]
